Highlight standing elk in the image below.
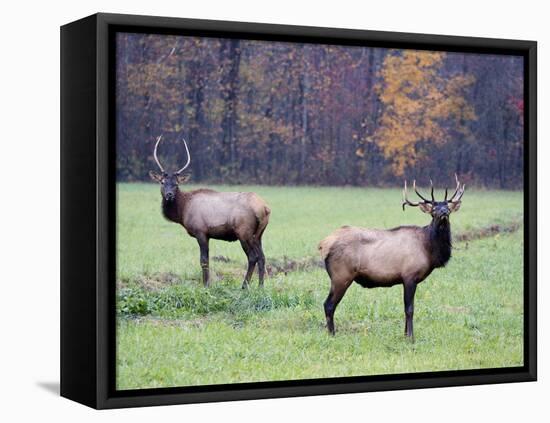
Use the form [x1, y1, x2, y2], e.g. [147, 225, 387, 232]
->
[149, 135, 271, 288]
[319, 176, 465, 339]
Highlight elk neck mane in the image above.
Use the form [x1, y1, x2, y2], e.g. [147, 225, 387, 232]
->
[424, 218, 452, 268]
[161, 190, 189, 224]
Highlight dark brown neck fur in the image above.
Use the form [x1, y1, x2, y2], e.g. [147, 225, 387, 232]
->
[162, 190, 187, 225]
[424, 218, 452, 268]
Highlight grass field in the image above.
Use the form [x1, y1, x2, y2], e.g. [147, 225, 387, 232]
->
[116, 183, 524, 390]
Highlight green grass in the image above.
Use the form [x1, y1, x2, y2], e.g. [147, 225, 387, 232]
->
[116, 183, 524, 390]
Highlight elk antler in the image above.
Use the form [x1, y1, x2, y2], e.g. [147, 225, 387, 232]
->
[404, 175, 465, 210]
[448, 174, 465, 203]
[403, 180, 422, 210]
[152, 135, 191, 174]
[153, 135, 165, 173]
[175, 137, 191, 175]
[413, 180, 433, 203]
[403, 180, 435, 210]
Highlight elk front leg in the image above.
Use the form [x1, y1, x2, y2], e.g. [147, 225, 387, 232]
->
[403, 281, 417, 340]
[197, 237, 210, 287]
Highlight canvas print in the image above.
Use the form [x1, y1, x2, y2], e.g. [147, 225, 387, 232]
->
[115, 32, 524, 390]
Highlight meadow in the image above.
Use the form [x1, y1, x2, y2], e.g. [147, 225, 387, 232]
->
[116, 183, 524, 390]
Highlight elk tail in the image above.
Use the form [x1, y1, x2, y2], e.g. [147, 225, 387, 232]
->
[254, 205, 271, 241]
[318, 234, 338, 262]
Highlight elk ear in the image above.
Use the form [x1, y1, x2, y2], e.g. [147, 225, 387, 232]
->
[449, 201, 462, 213]
[419, 203, 433, 214]
[149, 170, 163, 183]
[176, 173, 191, 184]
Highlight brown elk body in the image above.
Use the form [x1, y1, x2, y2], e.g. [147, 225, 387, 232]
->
[319, 176, 465, 339]
[149, 135, 270, 288]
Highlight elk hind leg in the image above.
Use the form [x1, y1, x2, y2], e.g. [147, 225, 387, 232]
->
[256, 239, 266, 287]
[240, 240, 257, 289]
[324, 273, 353, 335]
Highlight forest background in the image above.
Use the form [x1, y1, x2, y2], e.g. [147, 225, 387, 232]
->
[116, 33, 524, 188]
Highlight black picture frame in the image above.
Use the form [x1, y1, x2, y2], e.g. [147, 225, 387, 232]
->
[60, 12, 537, 409]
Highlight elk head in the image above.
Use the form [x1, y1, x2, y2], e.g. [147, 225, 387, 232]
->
[149, 135, 191, 202]
[402, 174, 465, 225]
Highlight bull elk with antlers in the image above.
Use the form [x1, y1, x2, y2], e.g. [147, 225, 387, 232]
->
[319, 176, 465, 339]
[149, 135, 271, 288]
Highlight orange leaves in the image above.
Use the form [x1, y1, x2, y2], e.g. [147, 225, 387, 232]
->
[374, 50, 476, 176]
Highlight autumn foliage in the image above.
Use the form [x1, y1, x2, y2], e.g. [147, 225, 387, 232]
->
[116, 33, 524, 188]
[375, 51, 476, 175]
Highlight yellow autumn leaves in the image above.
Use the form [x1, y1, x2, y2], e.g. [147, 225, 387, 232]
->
[375, 51, 476, 175]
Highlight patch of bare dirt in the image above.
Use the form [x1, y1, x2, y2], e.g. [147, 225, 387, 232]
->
[266, 256, 324, 276]
[212, 255, 232, 263]
[211, 255, 325, 277]
[455, 221, 521, 242]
